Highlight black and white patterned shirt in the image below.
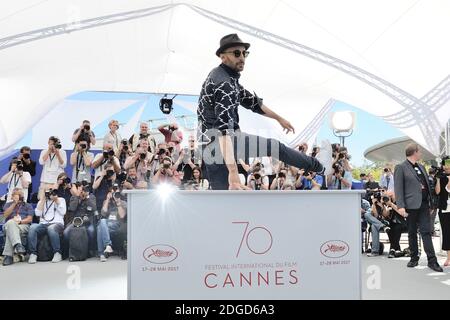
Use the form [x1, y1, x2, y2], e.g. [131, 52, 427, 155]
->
[197, 63, 265, 143]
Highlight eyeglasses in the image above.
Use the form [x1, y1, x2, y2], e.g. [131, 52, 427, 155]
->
[224, 50, 250, 58]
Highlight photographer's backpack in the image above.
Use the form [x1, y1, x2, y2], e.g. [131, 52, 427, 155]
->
[69, 226, 88, 261]
[37, 233, 53, 261]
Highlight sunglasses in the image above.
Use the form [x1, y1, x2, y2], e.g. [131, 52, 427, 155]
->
[224, 50, 250, 58]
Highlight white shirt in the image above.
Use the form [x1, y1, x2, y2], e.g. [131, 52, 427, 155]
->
[0, 171, 32, 202]
[35, 197, 66, 226]
[39, 150, 67, 184]
[71, 151, 94, 183]
[103, 131, 122, 152]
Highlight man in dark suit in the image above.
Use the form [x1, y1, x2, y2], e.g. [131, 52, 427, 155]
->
[394, 143, 443, 272]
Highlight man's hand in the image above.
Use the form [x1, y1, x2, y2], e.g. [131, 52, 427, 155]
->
[278, 118, 295, 134]
[398, 208, 408, 218]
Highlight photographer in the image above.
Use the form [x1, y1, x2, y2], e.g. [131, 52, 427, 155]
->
[92, 143, 120, 180]
[17, 146, 36, 202]
[63, 185, 97, 256]
[97, 190, 127, 262]
[179, 136, 202, 184]
[124, 139, 154, 184]
[247, 163, 269, 190]
[296, 142, 308, 154]
[295, 169, 323, 190]
[72, 120, 96, 148]
[152, 156, 181, 186]
[366, 192, 390, 257]
[333, 146, 352, 172]
[51, 172, 74, 208]
[92, 164, 117, 211]
[0, 158, 32, 202]
[38, 136, 67, 200]
[270, 171, 288, 190]
[129, 122, 156, 154]
[28, 189, 66, 264]
[1, 189, 33, 266]
[122, 167, 138, 190]
[435, 156, 450, 267]
[103, 119, 122, 152]
[70, 140, 94, 183]
[158, 123, 183, 153]
[380, 194, 406, 258]
[117, 139, 133, 169]
[328, 163, 352, 190]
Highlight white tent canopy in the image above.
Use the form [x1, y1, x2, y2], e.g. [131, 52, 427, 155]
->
[0, 0, 449, 157]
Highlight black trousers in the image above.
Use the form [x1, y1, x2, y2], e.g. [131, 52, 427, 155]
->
[202, 131, 323, 190]
[386, 223, 403, 251]
[406, 202, 437, 264]
[438, 209, 450, 250]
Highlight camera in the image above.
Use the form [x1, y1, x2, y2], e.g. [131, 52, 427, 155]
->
[106, 169, 115, 178]
[158, 148, 167, 156]
[163, 162, 171, 170]
[116, 171, 128, 183]
[54, 139, 62, 149]
[168, 126, 175, 131]
[383, 168, 390, 173]
[83, 124, 90, 131]
[333, 163, 342, 174]
[103, 149, 115, 158]
[112, 183, 120, 192]
[45, 189, 58, 200]
[431, 165, 446, 179]
[113, 192, 122, 199]
[253, 172, 261, 180]
[16, 160, 24, 171]
[80, 144, 87, 149]
[64, 177, 71, 184]
[139, 153, 146, 160]
[278, 172, 286, 179]
[22, 153, 30, 160]
[382, 195, 390, 203]
[139, 133, 149, 140]
[371, 191, 382, 202]
[121, 139, 128, 151]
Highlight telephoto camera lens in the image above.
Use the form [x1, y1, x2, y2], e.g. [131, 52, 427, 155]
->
[64, 177, 71, 184]
[45, 191, 51, 199]
[140, 153, 146, 160]
[80, 144, 87, 149]
[55, 141, 62, 149]
[103, 151, 109, 158]
[254, 173, 261, 180]
[84, 124, 90, 131]
[108, 150, 115, 157]
[123, 145, 129, 151]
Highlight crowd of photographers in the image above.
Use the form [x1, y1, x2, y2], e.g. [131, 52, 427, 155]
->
[1, 118, 449, 266]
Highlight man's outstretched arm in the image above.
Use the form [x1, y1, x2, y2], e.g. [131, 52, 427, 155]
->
[260, 104, 295, 134]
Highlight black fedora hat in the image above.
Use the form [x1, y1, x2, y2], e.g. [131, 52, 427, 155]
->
[216, 33, 250, 57]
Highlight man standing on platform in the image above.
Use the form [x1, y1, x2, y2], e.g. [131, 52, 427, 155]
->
[197, 34, 323, 190]
[394, 143, 442, 272]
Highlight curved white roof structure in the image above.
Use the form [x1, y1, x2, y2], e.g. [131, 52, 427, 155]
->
[1, 0, 449, 157]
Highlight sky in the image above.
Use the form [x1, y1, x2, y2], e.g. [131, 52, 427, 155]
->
[15, 91, 405, 167]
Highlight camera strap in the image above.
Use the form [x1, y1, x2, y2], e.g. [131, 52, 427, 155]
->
[76, 153, 85, 180]
[49, 153, 56, 165]
[9, 173, 20, 190]
[42, 200, 56, 223]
